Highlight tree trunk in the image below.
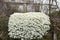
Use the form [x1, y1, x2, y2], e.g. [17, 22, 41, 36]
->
[54, 32, 57, 40]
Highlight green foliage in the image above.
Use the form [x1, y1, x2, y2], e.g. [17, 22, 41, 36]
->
[0, 15, 9, 40]
[0, 15, 9, 31]
[49, 11, 60, 40]
[57, 32, 60, 40]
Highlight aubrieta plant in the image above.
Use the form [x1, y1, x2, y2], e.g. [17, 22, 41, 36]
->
[8, 12, 50, 40]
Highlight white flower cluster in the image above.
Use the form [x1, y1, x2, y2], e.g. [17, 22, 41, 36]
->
[8, 12, 50, 39]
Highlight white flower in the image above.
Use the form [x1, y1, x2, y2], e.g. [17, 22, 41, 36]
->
[8, 12, 50, 39]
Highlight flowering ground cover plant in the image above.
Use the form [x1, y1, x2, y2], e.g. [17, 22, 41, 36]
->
[8, 12, 50, 40]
